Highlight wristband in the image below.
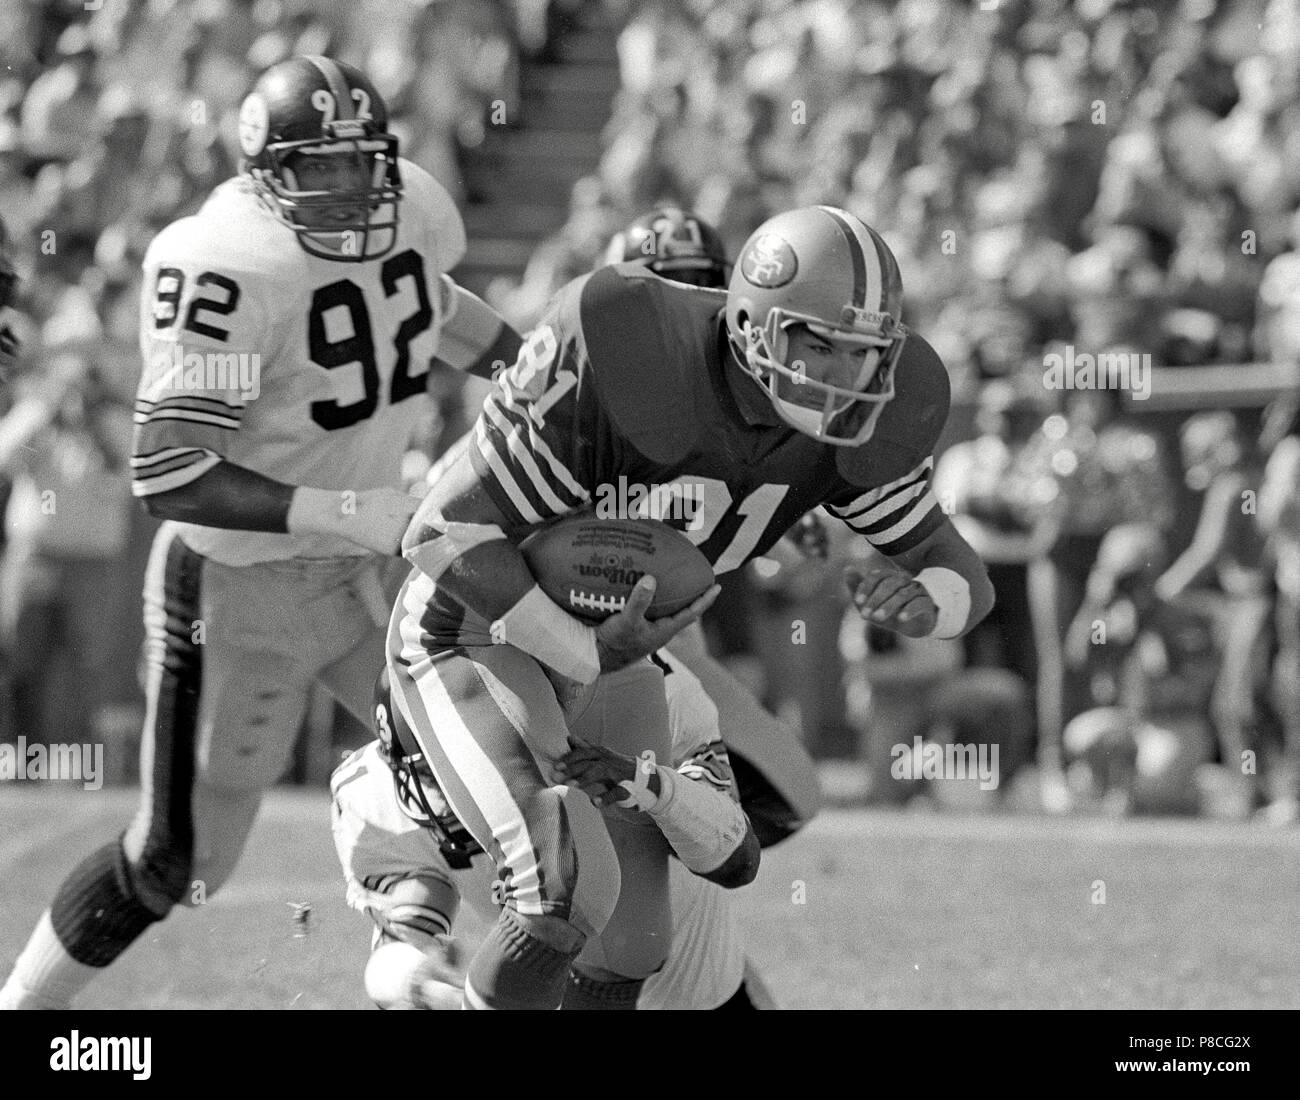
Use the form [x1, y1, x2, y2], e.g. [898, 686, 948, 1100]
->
[914, 566, 971, 639]
[493, 585, 600, 685]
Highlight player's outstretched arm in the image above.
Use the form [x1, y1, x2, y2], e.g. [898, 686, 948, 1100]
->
[433, 276, 523, 381]
[554, 735, 759, 889]
[846, 516, 995, 639]
[140, 459, 418, 556]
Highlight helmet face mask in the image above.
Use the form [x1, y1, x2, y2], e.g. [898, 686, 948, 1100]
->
[372, 678, 482, 867]
[375, 703, 443, 828]
[742, 306, 902, 446]
[727, 206, 907, 447]
[239, 56, 402, 263]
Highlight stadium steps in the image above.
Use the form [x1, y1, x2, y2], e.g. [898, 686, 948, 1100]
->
[453, 11, 621, 296]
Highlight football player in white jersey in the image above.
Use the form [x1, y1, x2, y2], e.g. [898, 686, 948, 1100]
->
[0, 56, 522, 1010]
[332, 652, 768, 1010]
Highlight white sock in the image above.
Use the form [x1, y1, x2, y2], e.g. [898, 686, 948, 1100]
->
[0, 912, 99, 1009]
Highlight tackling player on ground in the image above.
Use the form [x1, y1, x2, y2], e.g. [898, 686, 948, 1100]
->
[0, 56, 521, 1010]
[333, 651, 768, 1009]
[391, 204, 995, 1009]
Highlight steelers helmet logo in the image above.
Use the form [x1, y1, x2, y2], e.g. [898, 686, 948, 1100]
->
[238, 93, 270, 157]
[741, 233, 797, 288]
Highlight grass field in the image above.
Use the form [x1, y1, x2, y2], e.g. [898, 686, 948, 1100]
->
[2, 785, 1297, 1009]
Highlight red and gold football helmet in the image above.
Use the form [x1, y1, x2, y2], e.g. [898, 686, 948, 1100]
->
[725, 206, 907, 446]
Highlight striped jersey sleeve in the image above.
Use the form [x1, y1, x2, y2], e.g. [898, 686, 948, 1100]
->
[826, 454, 944, 555]
[132, 246, 264, 497]
[468, 315, 596, 526]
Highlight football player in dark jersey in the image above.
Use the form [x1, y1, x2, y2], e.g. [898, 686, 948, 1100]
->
[389, 205, 995, 1009]
[603, 206, 822, 848]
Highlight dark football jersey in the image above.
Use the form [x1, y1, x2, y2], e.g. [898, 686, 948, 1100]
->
[403, 263, 951, 650]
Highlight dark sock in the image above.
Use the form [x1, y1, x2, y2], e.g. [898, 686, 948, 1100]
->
[563, 970, 644, 1010]
[464, 908, 581, 1010]
[49, 842, 164, 967]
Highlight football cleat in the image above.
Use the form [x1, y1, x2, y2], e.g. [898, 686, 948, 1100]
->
[237, 55, 402, 262]
[603, 207, 731, 288]
[726, 206, 907, 447]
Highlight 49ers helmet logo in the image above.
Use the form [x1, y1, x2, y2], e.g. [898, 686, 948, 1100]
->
[740, 233, 797, 288]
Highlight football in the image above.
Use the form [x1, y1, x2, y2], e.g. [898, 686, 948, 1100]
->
[520, 514, 715, 622]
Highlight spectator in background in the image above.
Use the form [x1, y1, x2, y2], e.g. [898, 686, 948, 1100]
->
[1062, 523, 1216, 817]
[1153, 412, 1271, 818]
[1256, 393, 1300, 825]
[1255, 207, 1300, 367]
[18, 23, 100, 164]
[0, 350, 134, 747]
[933, 380, 1045, 695]
[1014, 389, 1174, 805]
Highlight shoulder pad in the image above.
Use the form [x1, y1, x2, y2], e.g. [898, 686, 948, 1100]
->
[142, 192, 279, 350]
[576, 266, 716, 465]
[837, 327, 951, 486]
[147, 180, 294, 283]
[399, 159, 467, 273]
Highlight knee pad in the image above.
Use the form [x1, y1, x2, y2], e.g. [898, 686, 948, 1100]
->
[464, 908, 585, 1010]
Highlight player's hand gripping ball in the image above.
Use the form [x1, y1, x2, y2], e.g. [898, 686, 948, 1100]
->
[520, 515, 716, 621]
[522, 515, 721, 673]
[845, 565, 938, 638]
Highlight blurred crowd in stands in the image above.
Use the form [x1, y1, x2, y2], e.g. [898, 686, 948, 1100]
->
[5, 0, 1300, 823]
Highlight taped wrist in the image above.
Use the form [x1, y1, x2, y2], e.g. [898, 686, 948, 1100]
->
[287, 486, 344, 537]
[914, 566, 972, 639]
[647, 767, 749, 875]
[402, 506, 506, 582]
[493, 585, 600, 685]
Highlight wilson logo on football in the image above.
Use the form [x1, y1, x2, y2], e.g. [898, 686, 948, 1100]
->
[576, 557, 645, 588]
[741, 233, 797, 288]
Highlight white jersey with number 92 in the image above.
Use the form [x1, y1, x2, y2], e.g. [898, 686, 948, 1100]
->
[134, 160, 465, 565]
